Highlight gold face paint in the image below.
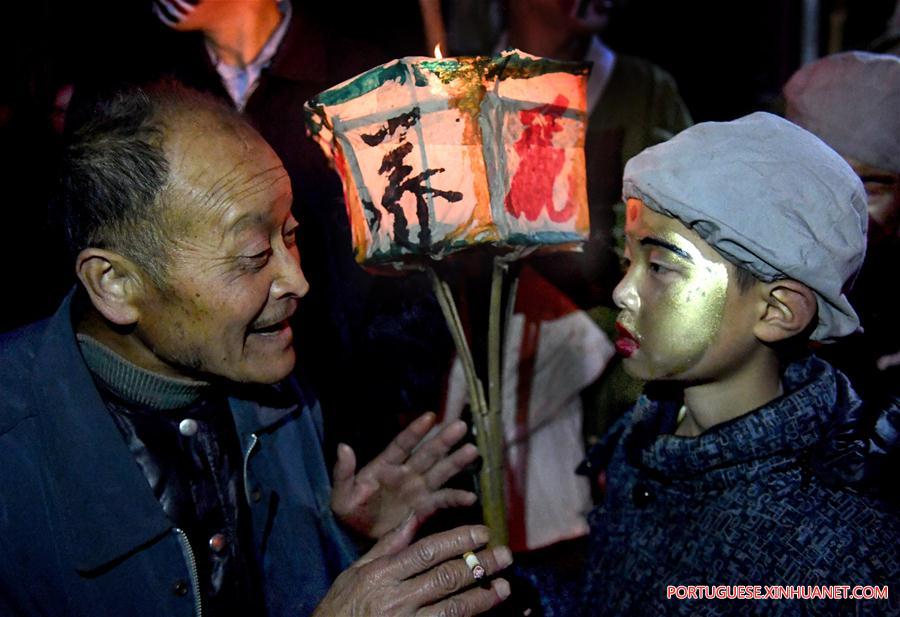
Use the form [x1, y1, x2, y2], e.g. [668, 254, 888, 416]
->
[614, 200, 731, 380]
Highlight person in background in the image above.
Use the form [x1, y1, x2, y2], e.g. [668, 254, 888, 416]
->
[783, 50, 900, 407]
[503, 0, 694, 455]
[504, 0, 693, 308]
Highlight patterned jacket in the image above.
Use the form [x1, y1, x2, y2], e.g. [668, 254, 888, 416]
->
[581, 355, 899, 616]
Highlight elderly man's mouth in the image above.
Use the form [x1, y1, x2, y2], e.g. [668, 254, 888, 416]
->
[248, 301, 298, 340]
[250, 319, 289, 333]
[248, 320, 293, 344]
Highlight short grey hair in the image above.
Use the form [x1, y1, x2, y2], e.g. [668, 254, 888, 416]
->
[58, 81, 244, 286]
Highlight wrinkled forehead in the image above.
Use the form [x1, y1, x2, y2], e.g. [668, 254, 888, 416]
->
[162, 112, 289, 222]
[164, 108, 261, 161]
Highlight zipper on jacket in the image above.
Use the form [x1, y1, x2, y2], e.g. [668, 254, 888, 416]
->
[243, 433, 259, 507]
[174, 527, 203, 617]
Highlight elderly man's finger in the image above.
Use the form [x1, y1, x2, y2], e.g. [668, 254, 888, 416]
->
[376, 412, 437, 466]
[406, 420, 468, 474]
[414, 489, 478, 522]
[330, 444, 358, 508]
[423, 442, 479, 490]
[356, 512, 420, 566]
[380, 524, 490, 581]
[401, 545, 512, 608]
[415, 578, 512, 617]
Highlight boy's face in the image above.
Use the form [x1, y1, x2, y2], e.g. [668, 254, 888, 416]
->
[612, 199, 760, 382]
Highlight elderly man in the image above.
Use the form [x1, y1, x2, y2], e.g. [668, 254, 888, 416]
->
[0, 83, 511, 616]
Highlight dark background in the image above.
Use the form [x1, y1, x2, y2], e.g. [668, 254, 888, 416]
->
[0, 0, 896, 332]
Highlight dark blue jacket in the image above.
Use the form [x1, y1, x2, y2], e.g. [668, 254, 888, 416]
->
[0, 293, 357, 616]
[581, 356, 900, 616]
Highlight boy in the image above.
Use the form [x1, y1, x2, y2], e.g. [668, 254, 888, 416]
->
[580, 112, 899, 615]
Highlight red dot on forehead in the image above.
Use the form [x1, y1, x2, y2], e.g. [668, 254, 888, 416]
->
[626, 200, 640, 223]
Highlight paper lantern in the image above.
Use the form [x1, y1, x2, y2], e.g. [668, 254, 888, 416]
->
[305, 49, 590, 267]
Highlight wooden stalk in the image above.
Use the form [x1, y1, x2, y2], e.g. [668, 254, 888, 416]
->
[428, 265, 508, 547]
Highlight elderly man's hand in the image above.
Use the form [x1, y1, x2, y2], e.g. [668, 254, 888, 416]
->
[331, 412, 479, 539]
[313, 518, 512, 617]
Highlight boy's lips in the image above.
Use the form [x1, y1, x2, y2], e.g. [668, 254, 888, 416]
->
[615, 322, 639, 357]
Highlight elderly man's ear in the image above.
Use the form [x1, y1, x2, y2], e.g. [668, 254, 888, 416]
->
[752, 279, 818, 343]
[76, 249, 145, 326]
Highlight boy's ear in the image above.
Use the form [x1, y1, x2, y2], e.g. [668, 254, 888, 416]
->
[753, 279, 817, 343]
[75, 248, 145, 326]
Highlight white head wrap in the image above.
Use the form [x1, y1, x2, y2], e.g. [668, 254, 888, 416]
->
[784, 51, 900, 173]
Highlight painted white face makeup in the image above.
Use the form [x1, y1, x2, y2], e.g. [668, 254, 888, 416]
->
[612, 199, 731, 381]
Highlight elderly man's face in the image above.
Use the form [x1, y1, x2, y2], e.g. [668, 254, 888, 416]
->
[135, 117, 308, 384]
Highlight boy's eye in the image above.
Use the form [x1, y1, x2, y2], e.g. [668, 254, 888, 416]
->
[648, 261, 672, 275]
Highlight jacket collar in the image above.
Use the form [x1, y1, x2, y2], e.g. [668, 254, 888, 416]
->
[628, 355, 857, 483]
[34, 290, 172, 574]
[33, 289, 308, 573]
[227, 378, 308, 451]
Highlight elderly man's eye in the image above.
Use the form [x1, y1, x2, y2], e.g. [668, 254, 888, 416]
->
[241, 248, 272, 270]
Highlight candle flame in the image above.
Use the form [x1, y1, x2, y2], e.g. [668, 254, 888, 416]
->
[434, 43, 443, 59]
